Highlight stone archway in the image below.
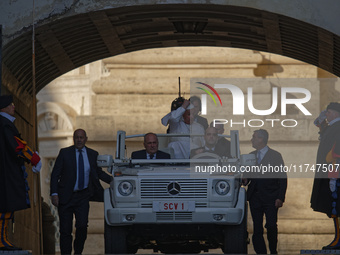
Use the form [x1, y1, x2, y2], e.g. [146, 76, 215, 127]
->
[1, 1, 340, 100]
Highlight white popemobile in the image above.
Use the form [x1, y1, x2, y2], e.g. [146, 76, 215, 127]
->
[97, 130, 255, 254]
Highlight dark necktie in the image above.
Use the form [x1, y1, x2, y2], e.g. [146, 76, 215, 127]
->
[257, 151, 262, 164]
[78, 149, 85, 190]
[149, 154, 154, 159]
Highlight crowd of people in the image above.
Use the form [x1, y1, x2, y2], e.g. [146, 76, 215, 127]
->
[1, 92, 340, 254]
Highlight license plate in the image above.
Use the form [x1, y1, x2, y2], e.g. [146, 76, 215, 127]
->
[152, 201, 195, 212]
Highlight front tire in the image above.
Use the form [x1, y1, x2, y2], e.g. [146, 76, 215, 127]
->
[222, 205, 248, 254]
[104, 222, 128, 254]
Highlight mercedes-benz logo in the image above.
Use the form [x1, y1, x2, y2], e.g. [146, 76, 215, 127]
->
[167, 182, 181, 195]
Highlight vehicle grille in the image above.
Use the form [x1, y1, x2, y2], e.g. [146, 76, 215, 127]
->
[156, 212, 193, 221]
[140, 179, 208, 199]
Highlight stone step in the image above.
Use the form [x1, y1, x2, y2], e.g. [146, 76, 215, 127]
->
[301, 250, 340, 254]
[0, 250, 32, 255]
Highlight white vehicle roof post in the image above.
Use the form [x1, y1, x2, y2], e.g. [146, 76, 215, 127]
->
[116, 130, 126, 160]
[230, 130, 240, 159]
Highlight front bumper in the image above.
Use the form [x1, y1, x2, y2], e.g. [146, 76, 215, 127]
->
[104, 188, 246, 226]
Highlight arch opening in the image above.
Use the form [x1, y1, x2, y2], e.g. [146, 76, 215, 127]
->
[2, 4, 338, 99]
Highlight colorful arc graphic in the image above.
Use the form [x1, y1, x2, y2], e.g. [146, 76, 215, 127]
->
[196, 87, 217, 105]
[196, 82, 223, 106]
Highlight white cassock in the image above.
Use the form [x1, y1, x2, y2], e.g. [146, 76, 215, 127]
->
[161, 107, 204, 159]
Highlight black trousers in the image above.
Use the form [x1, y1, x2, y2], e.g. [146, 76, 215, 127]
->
[249, 193, 278, 254]
[58, 189, 90, 255]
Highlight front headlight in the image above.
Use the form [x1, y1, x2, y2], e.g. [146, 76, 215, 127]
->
[215, 180, 230, 195]
[118, 181, 133, 196]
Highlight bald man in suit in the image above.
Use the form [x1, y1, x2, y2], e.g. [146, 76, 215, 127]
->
[50, 129, 112, 254]
[131, 133, 170, 159]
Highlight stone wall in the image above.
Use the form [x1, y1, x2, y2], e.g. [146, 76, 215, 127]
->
[2, 0, 340, 44]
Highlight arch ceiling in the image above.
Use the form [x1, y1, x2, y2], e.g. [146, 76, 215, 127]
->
[2, 4, 338, 97]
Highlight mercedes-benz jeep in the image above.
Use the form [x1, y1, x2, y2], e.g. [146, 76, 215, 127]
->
[98, 130, 255, 254]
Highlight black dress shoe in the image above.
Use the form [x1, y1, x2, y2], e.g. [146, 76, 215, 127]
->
[0, 245, 22, 250]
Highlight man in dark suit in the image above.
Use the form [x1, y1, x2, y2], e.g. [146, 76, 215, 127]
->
[210, 122, 231, 158]
[243, 129, 287, 254]
[50, 129, 112, 254]
[131, 133, 170, 159]
[190, 127, 230, 158]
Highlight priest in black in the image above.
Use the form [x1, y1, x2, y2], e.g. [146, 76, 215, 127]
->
[311, 102, 340, 250]
[210, 122, 231, 158]
[190, 126, 230, 158]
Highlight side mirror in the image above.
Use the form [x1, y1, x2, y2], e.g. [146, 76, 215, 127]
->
[97, 155, 113, 168]
[240, 154, 256, 166]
